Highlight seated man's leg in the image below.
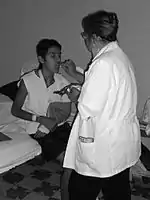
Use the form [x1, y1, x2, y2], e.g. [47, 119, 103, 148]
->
[41, 135, 65, 161]
[38, 122, 71, 161]
[52, 122, 71, 143]
[30, 133, 64, 161]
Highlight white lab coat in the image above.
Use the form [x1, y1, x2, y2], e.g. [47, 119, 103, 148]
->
[63, 42, 141, 178]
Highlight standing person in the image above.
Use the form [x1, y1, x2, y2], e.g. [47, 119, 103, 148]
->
[62, 10, 141, 200]
[11, 38, 72, 162]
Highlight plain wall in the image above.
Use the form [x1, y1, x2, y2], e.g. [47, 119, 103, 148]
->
[0, 0, 150, 116]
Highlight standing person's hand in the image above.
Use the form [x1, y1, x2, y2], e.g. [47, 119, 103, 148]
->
[61, 59, 77, 77]
[67, 87, 81, 103]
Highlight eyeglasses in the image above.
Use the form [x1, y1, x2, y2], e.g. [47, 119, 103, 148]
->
[81, 32, 88, 39]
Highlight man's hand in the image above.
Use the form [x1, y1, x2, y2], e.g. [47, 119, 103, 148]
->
[34, 130, 46, 139]
[37, 116, 57, 131]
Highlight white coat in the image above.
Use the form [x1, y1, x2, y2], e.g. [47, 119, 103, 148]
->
[63, 42, 141, 177]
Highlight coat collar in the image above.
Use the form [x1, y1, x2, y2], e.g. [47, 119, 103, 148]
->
[92, 41, 118, 62]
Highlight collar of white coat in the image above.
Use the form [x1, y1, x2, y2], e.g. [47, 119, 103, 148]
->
[92, 41, 118, 62]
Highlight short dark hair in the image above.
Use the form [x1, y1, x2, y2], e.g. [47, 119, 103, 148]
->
[82, 10, 119, 42]
[36, 38, 62, 60]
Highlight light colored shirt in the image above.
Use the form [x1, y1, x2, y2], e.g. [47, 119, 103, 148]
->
[20, 62, 83, 127]
[63, 42, 141, 178]
[22, 70, 70, 134]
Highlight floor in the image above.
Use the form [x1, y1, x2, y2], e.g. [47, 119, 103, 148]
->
[0, 155, 149, 200]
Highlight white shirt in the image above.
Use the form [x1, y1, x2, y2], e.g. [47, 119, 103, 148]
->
[63, 42, 141, 178]
[22, 70, 70, 134]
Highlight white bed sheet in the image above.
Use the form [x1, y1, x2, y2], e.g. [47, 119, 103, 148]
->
[0, 95, 41, 173]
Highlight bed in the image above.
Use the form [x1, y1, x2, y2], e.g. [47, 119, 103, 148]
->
[0, 95, 41, 174]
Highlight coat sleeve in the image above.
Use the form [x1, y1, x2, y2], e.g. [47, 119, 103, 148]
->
[78, 59, 112, 120]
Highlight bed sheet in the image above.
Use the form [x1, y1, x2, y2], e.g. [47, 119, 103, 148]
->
[0, 95, 41, 173]
[0, 131, 41, 174]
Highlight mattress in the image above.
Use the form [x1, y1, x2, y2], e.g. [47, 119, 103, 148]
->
[0, 95, 41, 173]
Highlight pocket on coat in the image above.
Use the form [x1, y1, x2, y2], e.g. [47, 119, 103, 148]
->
[76, 138, 95, 166]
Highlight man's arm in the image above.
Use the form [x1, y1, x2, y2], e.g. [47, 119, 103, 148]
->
[11, 79, 58, 131]
[11, 79, 33, 121]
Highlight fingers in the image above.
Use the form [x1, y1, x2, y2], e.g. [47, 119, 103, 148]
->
[53, 84, 71, 96]
[61, 65, 69, 73]
[61, 59, 72, 64]
[34, 130, 46, 138]
[61, 60, 69, 68]
[61, 59, 74, 68]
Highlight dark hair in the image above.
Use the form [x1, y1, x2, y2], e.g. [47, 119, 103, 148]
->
[82, 10, 119, 42]
[36, 38, 62, 69]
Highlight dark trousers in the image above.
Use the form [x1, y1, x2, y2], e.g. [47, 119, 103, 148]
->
[68, 168, 131, 200]
[30, 122, 71, 161]
[140, 142, 150, 171]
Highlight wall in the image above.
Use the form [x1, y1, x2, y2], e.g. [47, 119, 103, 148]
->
[0, 0, 150, 115]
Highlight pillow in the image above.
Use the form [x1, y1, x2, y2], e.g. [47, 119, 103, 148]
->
[0, 80, 19, 101]
[20, 60, 38, 77]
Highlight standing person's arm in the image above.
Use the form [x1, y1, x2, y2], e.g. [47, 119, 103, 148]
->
[78, 60, 112, 120]
[61, 59, 84, 84]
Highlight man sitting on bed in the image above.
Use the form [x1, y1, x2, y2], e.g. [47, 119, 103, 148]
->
[11, 38, 74, 163]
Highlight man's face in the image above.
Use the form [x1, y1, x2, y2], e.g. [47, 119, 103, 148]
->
[44, 46, 61, 73]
